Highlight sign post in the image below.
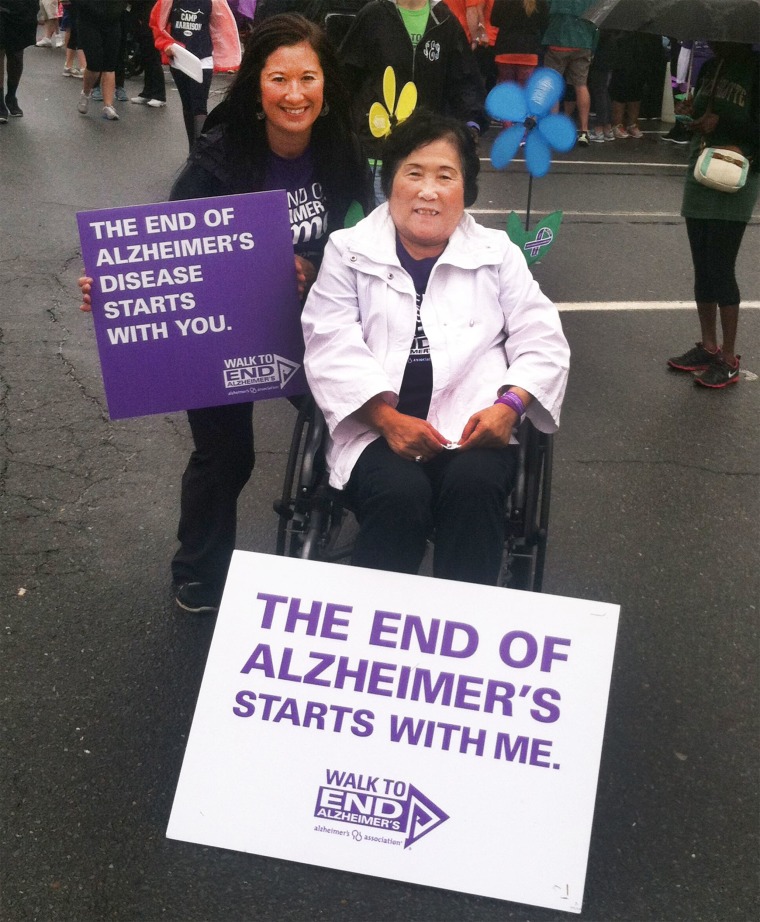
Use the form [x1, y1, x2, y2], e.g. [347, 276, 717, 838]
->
[167, 552, 620, 913]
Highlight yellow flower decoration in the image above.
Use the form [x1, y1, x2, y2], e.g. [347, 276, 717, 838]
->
[368, 66, 418, 139]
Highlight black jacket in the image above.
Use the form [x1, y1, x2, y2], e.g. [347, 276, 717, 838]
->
[491, 0, 549, 58]
[339, 0, 487, 156]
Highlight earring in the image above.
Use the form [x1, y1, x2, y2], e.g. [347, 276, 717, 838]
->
[319, 102, 330, 118]
[255, 108, 265, 120]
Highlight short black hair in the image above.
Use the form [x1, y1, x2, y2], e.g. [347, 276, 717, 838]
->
[380, 109, 480, 208]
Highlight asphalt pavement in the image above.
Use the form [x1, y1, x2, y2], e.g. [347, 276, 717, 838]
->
[1, 48, 758, 922]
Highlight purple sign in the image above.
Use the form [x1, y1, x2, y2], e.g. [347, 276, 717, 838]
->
[77, 191, 305, 420]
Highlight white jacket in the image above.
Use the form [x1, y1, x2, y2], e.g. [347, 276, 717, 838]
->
[301, 204, 570, 489]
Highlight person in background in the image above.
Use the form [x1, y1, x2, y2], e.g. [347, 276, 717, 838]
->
[542, 0, 597, 146]
[667, 42, 759, 388]
[0, 0, 38, 120]
[302, 109, 569, 584]
[75, 0, 127, 120]
[150, 0, 242, 151]
[80, 14, 371, 614]
[36, 0, 62, 47]
[61, 1, 87, 79]
[608, 30, 664, 139]
[475, 0, 498, 93]
[490, 0, 548, 89]
[586, 28, 616, 141]
[126, 0, 167, 107]
[338, 0, 488, 203]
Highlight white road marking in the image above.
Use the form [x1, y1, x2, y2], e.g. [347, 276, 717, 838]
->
[479, 158, 688, 169]
[556, 301, 760, 311]
[471, 209, 684, 217]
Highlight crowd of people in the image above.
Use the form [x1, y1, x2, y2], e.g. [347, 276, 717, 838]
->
[11, 0, 755, 610]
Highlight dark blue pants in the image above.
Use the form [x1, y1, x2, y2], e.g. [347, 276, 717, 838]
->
[344, 438, 519, 585]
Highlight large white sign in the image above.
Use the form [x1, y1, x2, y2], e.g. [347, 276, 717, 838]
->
[167, 551, 620, 913]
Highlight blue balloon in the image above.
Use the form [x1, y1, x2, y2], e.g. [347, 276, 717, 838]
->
[490, 125, 525, 170]
[486, 82, 527, 123]
[538, 113, 577, 152]
[525, 132, 551, 178]
[525, 68, 564, 117]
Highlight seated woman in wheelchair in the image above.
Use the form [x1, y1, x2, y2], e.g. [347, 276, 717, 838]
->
[301, 109, 570, 586]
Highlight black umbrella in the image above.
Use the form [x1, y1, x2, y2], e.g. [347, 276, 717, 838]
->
[583, 0, 760, 43]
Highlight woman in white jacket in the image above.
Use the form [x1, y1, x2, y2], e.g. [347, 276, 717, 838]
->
[302, 110, 570, 585]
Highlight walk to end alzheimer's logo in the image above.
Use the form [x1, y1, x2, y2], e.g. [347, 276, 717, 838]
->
[222, 353, 301, 395]
[314, 769, 449, 849]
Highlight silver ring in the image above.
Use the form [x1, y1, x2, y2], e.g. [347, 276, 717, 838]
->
[414, 455, 422, 463]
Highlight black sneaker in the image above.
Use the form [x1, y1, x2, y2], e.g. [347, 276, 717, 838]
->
[175, 582, 221, 615]
[667, 342, 720, 372]
[694, 355, 741, 388]
[5, 95, 23, 117]
[577, 131, 590, 147]
[661, 122, 689, 145]
[0, 100, 8, 123]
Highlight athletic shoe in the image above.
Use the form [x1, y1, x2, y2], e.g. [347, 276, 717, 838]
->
[115, 87, 128, 102]
[588, 127, 605, 142]
[667, 342, 721, 372]
[662, 122, 689, 145]
[77, 92, 90, 114]
[54, 34, 64, 48]
[577, 131, 590, 146]
[612, 124, 629, 139]
[603, 128, 616, 141]
[0, 100, 8, 123]
[130, 95, 149, 104]
[92, 86, 103, 101]
[175, 582, 221, 615]
[694, 355, 740, 388]
[626, 123, 644, 139]
[5, 96, 22, 117]
[62, 65, 74, 76]
[36, 37, 53, 48]
[102, 105, 120, 120]
[146, 98, 167, 108]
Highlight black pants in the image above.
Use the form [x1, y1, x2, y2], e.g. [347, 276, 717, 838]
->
[172, 403, 255, 590]
[685, 217, 747, 306]
[129, 0, 165, 101]
[344, 438, 519, 585]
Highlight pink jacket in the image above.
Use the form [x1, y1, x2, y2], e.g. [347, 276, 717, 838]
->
[150, 0, 242, 73]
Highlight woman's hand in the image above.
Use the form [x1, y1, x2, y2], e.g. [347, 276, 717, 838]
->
[78, 276, 93, 312]
[294, 255, 317, 300]
[458, 404, 517, 451]
[354, 396, 448, 462]
[690, 112, 719, 136]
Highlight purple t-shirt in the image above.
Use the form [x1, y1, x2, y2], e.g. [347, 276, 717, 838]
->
[263, 148, 329, 265]
[395, 238, 436, 420]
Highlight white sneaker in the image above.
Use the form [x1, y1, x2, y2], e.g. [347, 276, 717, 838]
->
[102, 105, 120, 121]
[77, 92, 90, 114]
[626, 123, 644, 139]
[146, 99, 167, 108]
[54, 34, 64, 48]
[130, 95, 148, 104]
[36, 37, 53, 48]
[612, 124, 630, 139]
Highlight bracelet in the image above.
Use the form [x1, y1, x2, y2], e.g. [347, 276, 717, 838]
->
[494, 391, 525, 417]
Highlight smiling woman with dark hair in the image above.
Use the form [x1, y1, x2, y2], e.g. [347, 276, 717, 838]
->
[302, 109, 570, 585]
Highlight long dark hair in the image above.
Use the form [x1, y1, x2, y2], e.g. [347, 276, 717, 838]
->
[204, 13, 370, 217]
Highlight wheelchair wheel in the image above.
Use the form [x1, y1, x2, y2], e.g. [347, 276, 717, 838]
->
[273, 397, 351, 562]
[503, 425, 553, 593]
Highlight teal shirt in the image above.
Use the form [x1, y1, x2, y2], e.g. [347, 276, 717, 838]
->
[542, 0, 598, 50]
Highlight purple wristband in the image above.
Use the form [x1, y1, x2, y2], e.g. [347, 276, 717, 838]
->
[494, 391, 526, 417]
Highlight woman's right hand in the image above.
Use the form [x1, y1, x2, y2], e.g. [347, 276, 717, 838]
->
[78, 276, 93, 312]
[355, 396, 448, 462]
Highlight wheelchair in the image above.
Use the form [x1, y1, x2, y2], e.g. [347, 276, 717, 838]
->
[274, 395, 554, 592]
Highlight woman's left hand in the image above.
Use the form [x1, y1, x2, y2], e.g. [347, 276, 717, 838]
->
[458, 404, 517, 450]
[294, 255, 317, 300]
